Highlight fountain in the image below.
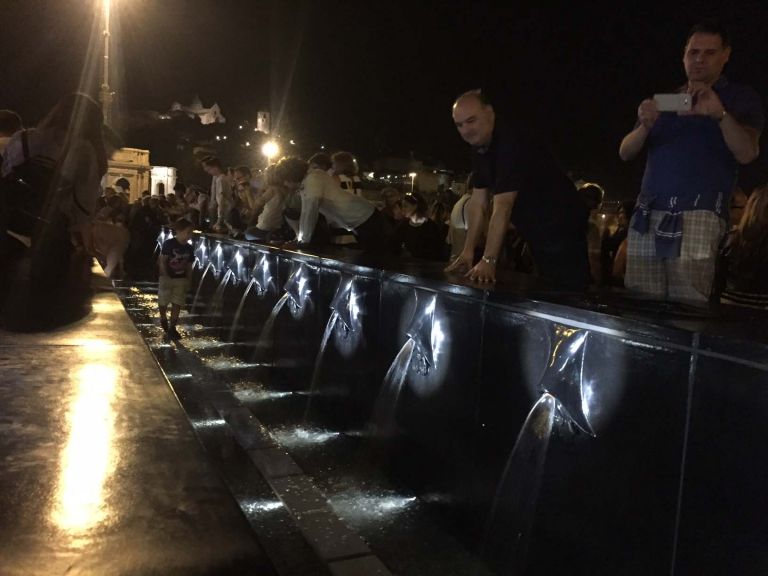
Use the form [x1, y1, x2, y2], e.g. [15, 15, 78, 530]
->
[120, 233, 768, 576]
[304, 275, 362, 418]
[153, 229, 168, 259]
[208, 268, 236, 322]
[370, 291, 437, 437]
[190, 261, 218, 314]
[228, 253, 274, 343]
[255, 262, 310, 360]
[482, 393, 557, 571]
[482, 327, 594, 571]
[193, 237, 209, 270]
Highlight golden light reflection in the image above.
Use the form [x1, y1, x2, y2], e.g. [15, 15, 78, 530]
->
[52, 362, 118, 534]
[90, 299, 126, 314]
[68, 338, 116, 352]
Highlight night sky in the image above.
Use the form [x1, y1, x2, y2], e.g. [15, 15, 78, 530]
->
[2, 0, 768, 197]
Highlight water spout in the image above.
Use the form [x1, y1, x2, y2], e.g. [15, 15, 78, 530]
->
[233, 250, 245, 281]
[195, 238, 209, 269]
[405, 293, 437, 376]
[482, 393, 557, 571]
[228, 277, 257, 342]
[256, 292, 289, 358]
[369, 339, 416, 438]
[213, 243, 224, 271]
[303, 311, 339, 420]
[540, 328, 595, 437]
[208, 268, 235, 320]
[285, 264, 311, 315]
[252, 253, 273, 296]
[190, 261, 217, 314]
[483, 327, 596, 570]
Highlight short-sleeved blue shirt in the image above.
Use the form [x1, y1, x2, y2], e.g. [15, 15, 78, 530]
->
[161, 237, 194, 278]
[641, 77, 764, 215]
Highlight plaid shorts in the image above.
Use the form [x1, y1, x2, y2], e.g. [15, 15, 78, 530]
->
[625, 209, 726, 302]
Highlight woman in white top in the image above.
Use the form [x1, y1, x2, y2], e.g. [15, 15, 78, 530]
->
[245, 164, 290, 242]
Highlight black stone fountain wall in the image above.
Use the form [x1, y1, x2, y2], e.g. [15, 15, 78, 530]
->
[187, 233, 768, 576]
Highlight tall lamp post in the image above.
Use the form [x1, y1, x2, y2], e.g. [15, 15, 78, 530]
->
[409, 172, 417, 192]
[99, 0, 115, 126]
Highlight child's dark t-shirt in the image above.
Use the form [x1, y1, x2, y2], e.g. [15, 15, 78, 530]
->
[161, 237, 194, 278]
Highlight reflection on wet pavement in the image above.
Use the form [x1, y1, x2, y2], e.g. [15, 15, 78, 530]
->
[0, 288, 275, 576]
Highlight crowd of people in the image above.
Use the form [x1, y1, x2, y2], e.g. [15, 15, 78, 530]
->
[0, 20, 767, 334]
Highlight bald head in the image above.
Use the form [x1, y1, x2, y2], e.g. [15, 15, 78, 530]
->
[452, 90, 495, 147]
[453, 89, 489, 109]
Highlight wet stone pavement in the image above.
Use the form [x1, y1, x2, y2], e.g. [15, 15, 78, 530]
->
[0, 280, 276, 576]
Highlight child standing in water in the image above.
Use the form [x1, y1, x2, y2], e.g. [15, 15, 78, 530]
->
[158, 218, 194, 339]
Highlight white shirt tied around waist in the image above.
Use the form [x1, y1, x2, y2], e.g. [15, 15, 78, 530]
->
[298, 168, 374, 242]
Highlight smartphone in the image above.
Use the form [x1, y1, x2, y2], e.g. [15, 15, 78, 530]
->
[653, 93, 692, 112]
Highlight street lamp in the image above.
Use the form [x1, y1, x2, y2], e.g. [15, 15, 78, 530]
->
[99, 0, 115, 126]
[409, 172, 417, 192]
[261, 140, 280, 163]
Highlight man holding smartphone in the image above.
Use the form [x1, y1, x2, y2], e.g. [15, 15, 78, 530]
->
[619, 19, 763, 302]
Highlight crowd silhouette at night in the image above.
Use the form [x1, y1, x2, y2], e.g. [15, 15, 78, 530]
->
[1, 19, 767, 332]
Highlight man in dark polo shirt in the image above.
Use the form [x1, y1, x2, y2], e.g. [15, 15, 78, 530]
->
[619, 19, 763, 302]
[445, 90, 589, 290]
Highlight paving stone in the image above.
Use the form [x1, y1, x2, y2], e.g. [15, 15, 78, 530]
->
[232, 424, 277, 450]
[329, 555, 393, 576]
[270, 475, 328, 515]
[0, 288, 276, 576]
[218, 405, 253, 425]
[208, 390, 242, 411]
[294, 510, 370, 562]
[248, 447, 303, 478]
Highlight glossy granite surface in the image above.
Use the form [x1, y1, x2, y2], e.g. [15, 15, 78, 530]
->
[0, 286, 274, 576]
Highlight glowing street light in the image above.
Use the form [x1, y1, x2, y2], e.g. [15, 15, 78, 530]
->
[409, 172, 417, 192]
[262, 140, 280, 162]
[99, 0, 115, 126]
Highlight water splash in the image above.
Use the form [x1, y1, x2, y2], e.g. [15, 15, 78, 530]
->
[482, 393, 557, 571]
[228, 277, 257, 342]
[330, 489, 417, 523]
[369, 339, 416, 438]
[272, 426, 340, 448]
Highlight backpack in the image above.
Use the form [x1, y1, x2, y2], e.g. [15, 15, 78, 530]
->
[0, 131, 88, 331]
[0, 130, 63, 238]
